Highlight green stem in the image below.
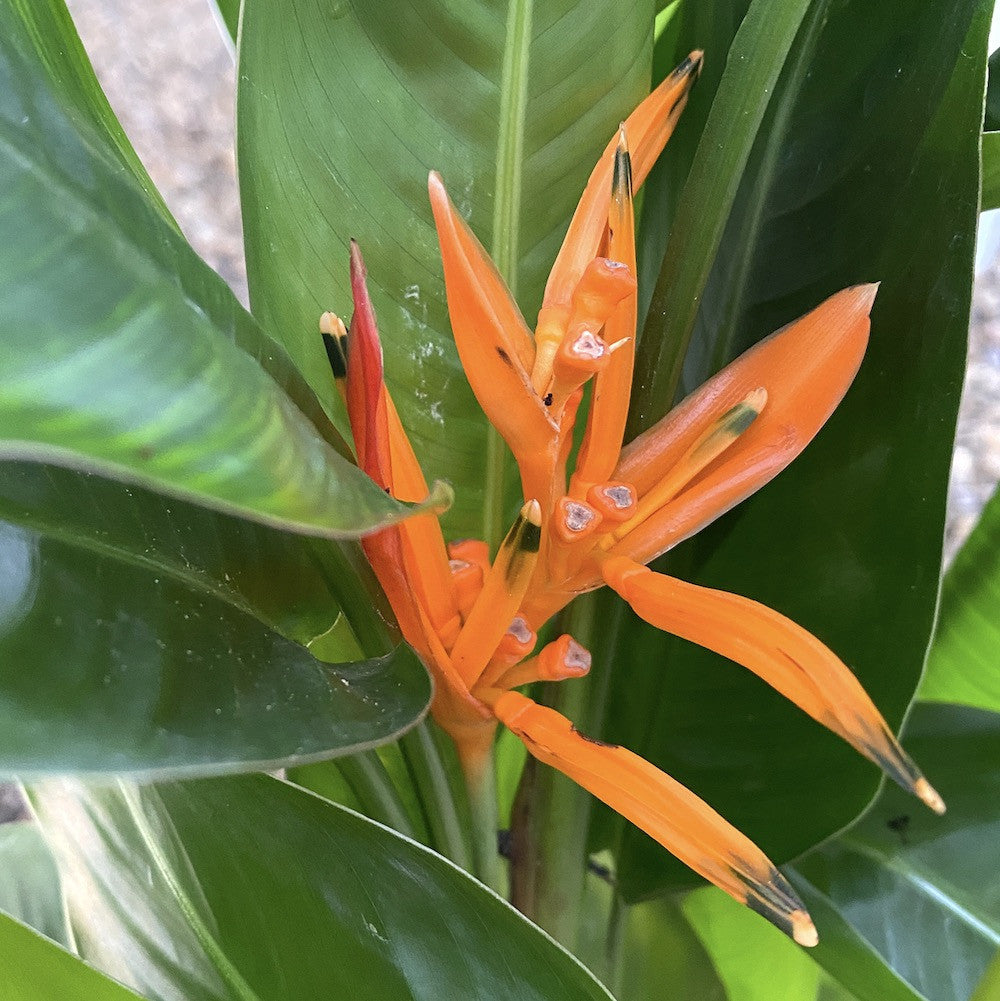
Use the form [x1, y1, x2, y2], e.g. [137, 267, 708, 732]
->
[400, 721, 473, 870]
[514, 592, 625, 946]
[466, 752, 507, 895]
[603, 892, 629, 997]
[336, 752, 415, 838]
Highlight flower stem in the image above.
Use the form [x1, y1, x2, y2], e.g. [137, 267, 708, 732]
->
[464, 748, 507, 896]
[400, 721, 473, 870]
[511, 591, 625, 945]
[336, 752, 416, 839]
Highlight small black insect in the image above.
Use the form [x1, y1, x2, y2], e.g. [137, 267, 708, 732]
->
[886, 814, 910, 844]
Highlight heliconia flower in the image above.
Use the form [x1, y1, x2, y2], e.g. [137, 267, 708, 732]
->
[322, 52, 943, 947]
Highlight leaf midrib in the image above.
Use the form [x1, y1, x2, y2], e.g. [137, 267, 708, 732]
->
[482, 0, 534, 548]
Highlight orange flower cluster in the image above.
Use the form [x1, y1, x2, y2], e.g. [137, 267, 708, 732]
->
[322, 54, 942, 946]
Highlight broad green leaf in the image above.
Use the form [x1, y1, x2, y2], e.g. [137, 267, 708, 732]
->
[30, 775, 613, 1001]
[787, 879, 928, 1001]
[211, 0, 239, 43]
[0, 821, 68, 946]
[0, 515, 429, 777]
[606, 0, 987, 899]
[632, 0, 813, 412]
[0, 912, 145, 1001]
[0, 462, 380, 649]
[237, 0, 652, 539]
[971, 951, 1000, 1001]
[794, 703, 1000, 1001]
[683, 888, 824, 1001]
[638, 0, 750, 326]
[922, 485, 1000, 711]
[1, 0, 433, 540]
[983, 132, 1000, 211]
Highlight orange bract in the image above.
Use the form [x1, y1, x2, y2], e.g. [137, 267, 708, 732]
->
[325, 53, 942, 945]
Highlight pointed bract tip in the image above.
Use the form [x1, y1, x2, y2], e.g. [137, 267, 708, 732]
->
[617, 123, 629, 151]
[850, 282, 880, 313]
[790, 910, 819, 948]
[428, 170, 446, 198]
[915, 776, 946, 815]
[349, 238, 367, 277]
[746, 386, 768, 411]
[522, 499, 543, 527]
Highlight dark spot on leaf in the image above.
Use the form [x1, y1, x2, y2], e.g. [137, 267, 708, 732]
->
[137, 445, 154, 461]
[543, 393, 553, 407]
[496, 347, 513, 367]
[886, 814, 910, 844]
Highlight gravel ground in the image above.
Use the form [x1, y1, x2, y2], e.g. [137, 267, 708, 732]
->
[2, 0, 993, 823]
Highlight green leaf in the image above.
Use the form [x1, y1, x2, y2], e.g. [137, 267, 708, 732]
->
[632, 0, 813, 415]
[211, 0, 239, 42]
[0, 912, 145, 1001]
[0, 821, 68, 947]
[793, 703, 1000, 1001]
[1, 0, 432, 540]
[237, 0, 652, 539]
[682, 888, 824, 1001]
[606, 0, 987, 899]
[30, 775, 613, 1001]
[971, 950, 1000, 1001]
[616, 892, 727, 1001]
[983, 132, 1000, 211]
[0, 493, 430, 777]
[923, 485, 1000, 712]
[0, 461, 380, 649]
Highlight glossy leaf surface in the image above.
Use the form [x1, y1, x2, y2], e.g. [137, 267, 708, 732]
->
[1, 0, 424, 540]
[31, 775, 613, 1001]
[605, 0, 987, 899]
[921, 485, 1000, 712]
[794, 703, 1000, 1001]
[0, 821, 67, 947]
[0, 498, 429, 778]
[0, 913, 145, 1001]
[237, 0, 652, 537]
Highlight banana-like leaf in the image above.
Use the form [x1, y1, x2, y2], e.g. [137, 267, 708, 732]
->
[0, 912, 145, 1001]
[237, 0, 652, 538]
[792, 703, 1000, 1001]
[605, 0, 988, 898]
[922, 485, 1000, 712]
[211, 0, 239, 43]
[0, 497, 430, 778]
[30, 775, 614, 1001]
[0, 821, 68, 947]
[0, 462, 378, 648]
[1, 0, 431, 540]
[982, 132, 1000, 211]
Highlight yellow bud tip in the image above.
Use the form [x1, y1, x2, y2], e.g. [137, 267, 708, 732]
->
[790, 909, 819, 948]
[522, 499, 542, 527]
[746, 386, 768, 412]
[617, 123, 628, 152]
[319, 311, 346, 337]
[915, 776, 946, 815]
